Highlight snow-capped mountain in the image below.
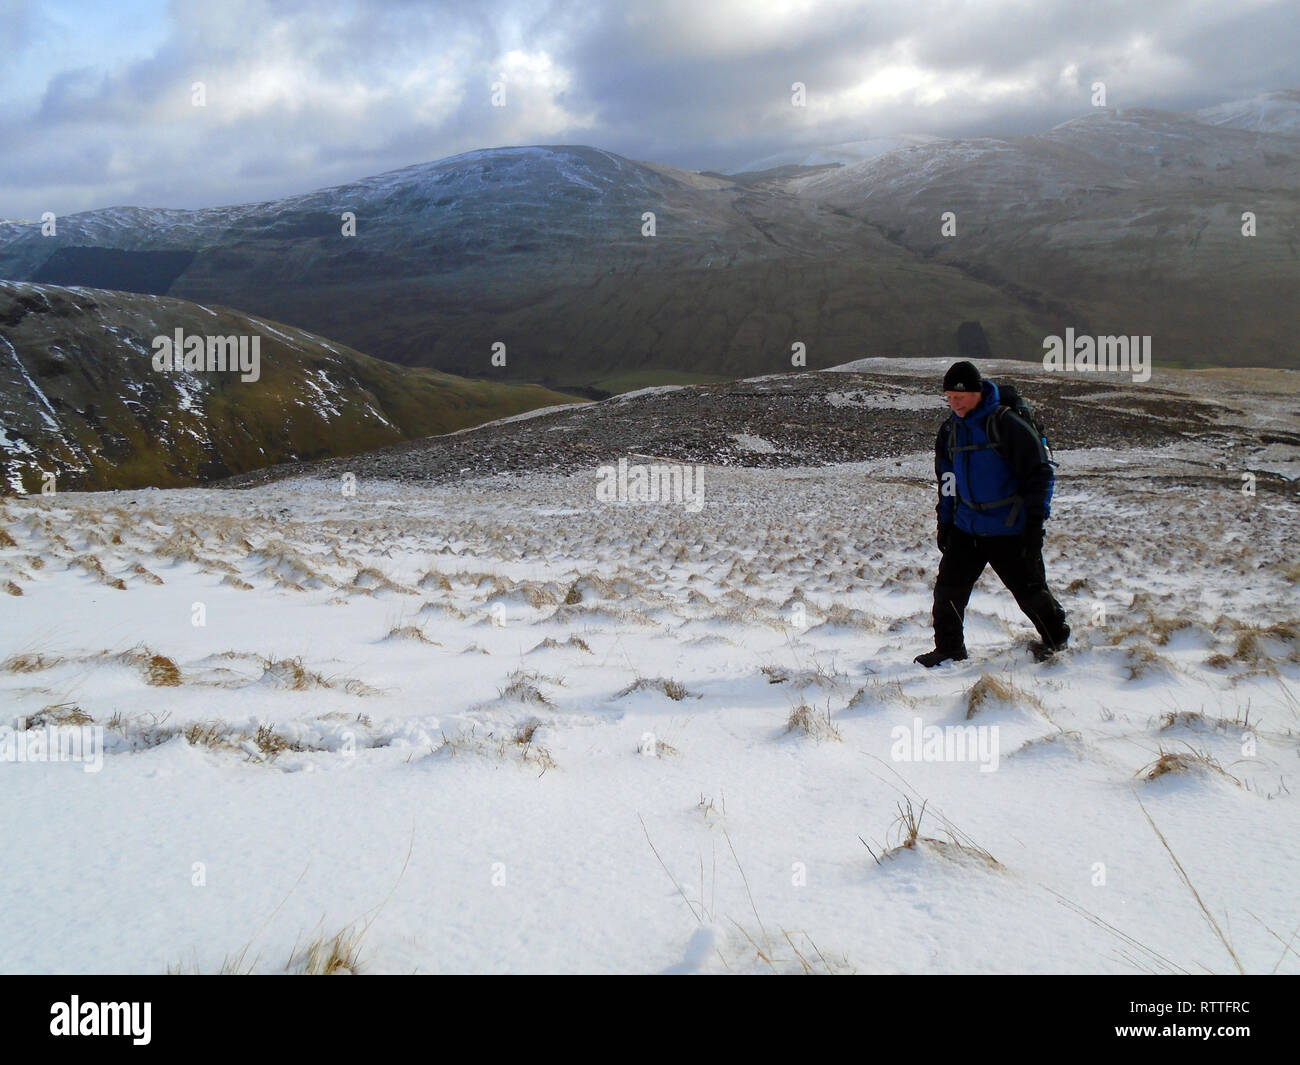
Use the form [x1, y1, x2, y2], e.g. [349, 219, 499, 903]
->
[1193, 89, 1300, 134]
[0, 92, 1295, 391]
[726, 134, 944, 174]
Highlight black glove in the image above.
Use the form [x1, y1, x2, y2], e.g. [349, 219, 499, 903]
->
[1019, 518, 1045, 558]
[937, 522, 954, 552]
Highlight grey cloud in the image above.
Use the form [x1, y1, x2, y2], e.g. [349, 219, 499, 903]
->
[1, 0, 1296, 219]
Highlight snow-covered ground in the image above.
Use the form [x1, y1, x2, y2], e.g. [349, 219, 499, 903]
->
[1, 446, 1297, 974]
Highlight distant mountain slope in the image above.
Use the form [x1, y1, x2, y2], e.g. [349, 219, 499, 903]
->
[0, 282, 576, 493]
[792, 94, 1300, 369]
[1, 91, 1296, 387]
[726, 134, 944, 174]
[0, 145, 1072, 385]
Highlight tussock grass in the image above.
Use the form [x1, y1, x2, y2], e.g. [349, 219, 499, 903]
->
[616, 676, 691, 701]
[1138, 744, 1241, 786]
[785, 700, 841, 742]
[417, 599, 467, 621]
[499, 677, 553, 706]
[813, 604, 881, 632]
[71, 553, 127, 590]
[2, 652, 61, 673]
[350, 567, 416, 596]
[847, 677, 917, 712]
[259, 656, 327, 691]
[1157, 710, 1239, 734]
[528, 635, 593, 654]
[27, 702, 92, 727]
[4, 580, 20, 595]
[1149, 616, 1197, 646]
[863, 798, 1001, 868]
[130, 562, 164, 585]
[383, 624, 438, 644]
[965, 673, 1045, 719]
[417, 570, 453, 591]
[1124, 646, 1177, 680]
[146, 654, 183, 687]
[183, 721, 236, 751]
[297, 925, 365, 975]
[433, 725, 557, 773]
[636, 733, 678, 757]
[106, 710, 176, 750]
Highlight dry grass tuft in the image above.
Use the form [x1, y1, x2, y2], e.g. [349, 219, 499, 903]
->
[417, 570, 453, 591]
[298, 925, 364, 975]
[785, 700, 841, 741]
[529, 635, 593, 654]
[27, 702, 92, 727]
[616, 676, 692, 701]
[183, 721, 235, 751]
[1125, 646, 1177, 680]
[499, 674, 554, 706]
[384, 625, 438, 644]
[254, 723, 290, 758]
[131, 563, 164, 585]
[4, 580, 20, 596]
[2, 652, 61, 673]
[434, 725, 558, 773]
[965, 673, 1044, 719]
[1138, 745, 1241, 786]
[865, 798, 1001, 868]
[146, 654, 183, 687]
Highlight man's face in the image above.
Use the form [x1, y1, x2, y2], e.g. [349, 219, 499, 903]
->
[945, 389, 981, 417]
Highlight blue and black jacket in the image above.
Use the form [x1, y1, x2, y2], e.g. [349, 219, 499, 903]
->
[935, 380, 1054, 537]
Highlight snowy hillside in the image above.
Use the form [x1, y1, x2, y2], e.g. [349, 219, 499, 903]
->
[1193, 90, 1300, 135]
[1, 364, 1296, 974]
[0, 281, 574, 493]
[727, 134, 944, 174]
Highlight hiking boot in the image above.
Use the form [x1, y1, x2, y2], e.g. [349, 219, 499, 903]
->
[1029, 639, 1067, 663]
[914, 647, 969, 668]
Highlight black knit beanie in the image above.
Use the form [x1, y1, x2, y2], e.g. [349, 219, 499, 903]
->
[943, 360, 982, 392]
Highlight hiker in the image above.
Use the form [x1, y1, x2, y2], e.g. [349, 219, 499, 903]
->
[915, 361, 1070, 667]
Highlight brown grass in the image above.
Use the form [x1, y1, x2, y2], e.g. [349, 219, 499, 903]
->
[2, 652, 61, 673]
[146, 654, 182, 687]
[27, 702, 92, 727]
[616, 676, 691, 701]
[298, 925, 365, 975]
[863, 798, 1001, 868]
[1137, 745, 1241, 786]
[785, 700, 841, 741]
[965, 673, 1045, 719]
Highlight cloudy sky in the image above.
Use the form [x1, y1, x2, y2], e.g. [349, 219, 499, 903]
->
[3, 0, 1296, 218]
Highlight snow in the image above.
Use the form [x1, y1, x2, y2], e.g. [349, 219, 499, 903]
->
[1, 335, 61, 431]
[729, 433, 779, 453]
[825, 389, 944, 411]
[1, 443, 1297, 975]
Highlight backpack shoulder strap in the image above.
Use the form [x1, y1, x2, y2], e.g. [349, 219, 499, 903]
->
[993, 406, 1052, 465]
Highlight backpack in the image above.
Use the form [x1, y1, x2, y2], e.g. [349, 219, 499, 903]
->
[945, 382, 1055, 466]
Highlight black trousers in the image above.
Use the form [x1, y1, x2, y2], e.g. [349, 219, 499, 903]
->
[932, 528, 1069, 652]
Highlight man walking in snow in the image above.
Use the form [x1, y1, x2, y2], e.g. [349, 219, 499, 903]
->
[915, 360, 1070, 667]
